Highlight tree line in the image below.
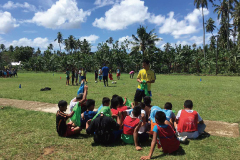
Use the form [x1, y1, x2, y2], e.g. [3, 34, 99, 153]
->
[0, 0, 240, 75]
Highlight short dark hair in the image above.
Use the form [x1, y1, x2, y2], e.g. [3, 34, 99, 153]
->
[164, 102, 172, 110]
[112, 94, 118, 99]
[143, 96, 151, 106]
[58, 100, 67, 108]
[76, 93, 83, 100]
[184, 100, 193, 109]
[142, 59, 150, 65]
[102, 97, 110, 105]
[138, 102, 145, 110]
[155, 111, 166, 123]
[132, 106, 141, 117]
[86, 99, 95, 109]
[117, 96, 124, 106]
[111, 98, 119, 109]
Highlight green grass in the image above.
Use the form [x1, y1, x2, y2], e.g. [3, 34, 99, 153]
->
[0, 72, 240, 123]
[0, 72, 240, 159]
[0, 107, 240, 160]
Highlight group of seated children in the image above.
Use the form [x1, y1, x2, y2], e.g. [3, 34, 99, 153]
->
[56, 90, 206, 159]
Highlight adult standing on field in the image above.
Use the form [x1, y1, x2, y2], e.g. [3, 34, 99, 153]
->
[134, 59, 155, 106]
[102, 64, 109, 87]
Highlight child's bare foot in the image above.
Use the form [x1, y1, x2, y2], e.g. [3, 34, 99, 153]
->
[136, 146, 142, 151]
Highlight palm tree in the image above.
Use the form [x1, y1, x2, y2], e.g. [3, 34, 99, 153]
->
[232, 1, 240, 46]
[132, 25, 161, 59]
[0, 44, 5, 52]
[48, 44, 53, 51]
[9, 45, 14, 52]
[206, 18, 216, 36]
[55, 32, 63, 52]
[194, 0, 209, 61]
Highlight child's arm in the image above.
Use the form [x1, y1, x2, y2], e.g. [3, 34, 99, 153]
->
[140, 132, 157, 160]
[66, 111, 75, 118]
[134, 120, 142, 151]
[131, 102, 135, 108]
[117, 111, 123, 129]
[79, 85, 88, 104]
[123, 97, 127, 105]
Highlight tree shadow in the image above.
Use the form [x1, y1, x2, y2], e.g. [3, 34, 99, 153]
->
[107, 86, 117, 87]
[151, 146, 186, 159]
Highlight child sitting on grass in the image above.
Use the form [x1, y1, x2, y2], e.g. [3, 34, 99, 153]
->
[56, 100, 81, 137]
[92, 97, 111, 120]
[81, 99, 97, 128]
[175, 100, 206, 139]
[110, 97, 119, 116]
[86, 108, 123, 145]
[121, 106, 145, 151]
[161, 102, 176, 127]
[140, 111, 180, 160]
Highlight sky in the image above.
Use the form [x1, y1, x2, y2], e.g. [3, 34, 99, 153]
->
[0, 0, 220, 52]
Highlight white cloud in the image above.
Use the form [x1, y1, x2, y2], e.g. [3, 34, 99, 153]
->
[93, 0, 150, 30]
[158, 8, 209, 39]
[0, 1, 37, 12]
[148, 14, 165, 26]
[0, 11, 19, 34]
[31, 0, 91, 29]
[94, 0, 115, 7]
[190, 36, 203, 45]
[79, 35, 99, 43]
[176, 40, 189, 46]
[118, 35, 133, 42]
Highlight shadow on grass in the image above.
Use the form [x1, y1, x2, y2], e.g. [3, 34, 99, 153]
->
[151, 146, 186, 159]
[66, 133, 93, 139]
[107, 86, 117, 87]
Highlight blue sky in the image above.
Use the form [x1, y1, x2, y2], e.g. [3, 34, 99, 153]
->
[0, 0, 220, 52]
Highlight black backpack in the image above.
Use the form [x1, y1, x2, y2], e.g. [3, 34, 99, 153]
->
[94, 116, 113, 145]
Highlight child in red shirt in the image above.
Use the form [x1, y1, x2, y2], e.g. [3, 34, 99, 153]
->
[141, 111, 180, 160]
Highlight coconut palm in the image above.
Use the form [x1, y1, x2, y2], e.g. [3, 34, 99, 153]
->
[0, 44, 5, 52]
[48, 44, 53, 51]
[206, 18, 216, 36]
[55, 32, 63, 52]
[194, 0, 209, 61]
[132, 25, 161, 59]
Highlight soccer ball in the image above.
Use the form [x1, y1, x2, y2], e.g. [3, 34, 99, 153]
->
[95, 81, 98, 83]
[112, 81, 117, 84]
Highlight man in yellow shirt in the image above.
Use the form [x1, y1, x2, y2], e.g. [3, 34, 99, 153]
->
[134, 60, 155, 105]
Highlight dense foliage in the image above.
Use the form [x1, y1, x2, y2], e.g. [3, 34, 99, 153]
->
[0, 0, 240, 74]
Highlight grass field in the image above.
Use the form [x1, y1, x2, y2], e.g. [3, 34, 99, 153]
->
[0, 72, 240, 159]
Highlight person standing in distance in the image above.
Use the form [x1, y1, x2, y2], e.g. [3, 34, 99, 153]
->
[134, 60, 155, 106]
[102, 64, 109, 87]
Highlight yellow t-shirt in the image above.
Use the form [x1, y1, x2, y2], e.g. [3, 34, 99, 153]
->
[137, 69, 155, 91]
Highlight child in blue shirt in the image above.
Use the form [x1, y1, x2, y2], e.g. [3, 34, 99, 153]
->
[161, 102, 175, 127]
[81, 99, 97, 128]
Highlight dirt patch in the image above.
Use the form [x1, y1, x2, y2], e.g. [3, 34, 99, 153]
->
[204, 120, 239, 138]
[37, 146, 55, 160]
[0, 98, 239, 138]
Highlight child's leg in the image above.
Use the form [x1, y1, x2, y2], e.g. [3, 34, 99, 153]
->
[198, 123, 206, 135]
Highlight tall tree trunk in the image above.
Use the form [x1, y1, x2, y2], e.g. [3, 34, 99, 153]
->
[216, 37, 219, 75]
[227, 0, 230, 50]
[59, 43, 61, 52]
[202, 7, 206, 61]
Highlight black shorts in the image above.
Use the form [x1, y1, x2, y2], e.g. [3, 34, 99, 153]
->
[66, 76, 70, 80]
[134, 89, 152, 102]
[103, 76, 108, 81]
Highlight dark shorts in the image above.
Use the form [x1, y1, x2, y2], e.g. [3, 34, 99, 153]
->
[134, 89, 152, 102]
[66, 76, 70, 80]
[95, 74, 98, 79]
[103, 76, 108, 81]
[81, 76, 86, 80]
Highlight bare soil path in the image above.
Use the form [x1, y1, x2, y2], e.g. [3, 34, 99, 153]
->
[0, 98, 239, 138]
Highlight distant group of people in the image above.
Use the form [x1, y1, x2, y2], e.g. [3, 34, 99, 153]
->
[95, 64, 121, 87]
[57, 59, 206, 159]
[0, 68, 18, 78]
[65, 68, 87, 86]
